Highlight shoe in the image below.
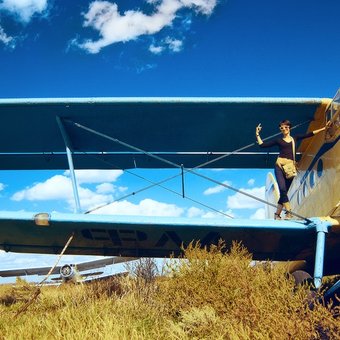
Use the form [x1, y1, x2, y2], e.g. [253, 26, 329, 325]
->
[285, 211, 293, 220]
[274, 213, 281, 220]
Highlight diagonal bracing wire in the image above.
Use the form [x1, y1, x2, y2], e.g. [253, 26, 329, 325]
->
[68, 119, 311, 221]
[82, 152, 234, 218]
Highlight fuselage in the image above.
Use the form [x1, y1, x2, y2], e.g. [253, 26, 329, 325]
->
[266, 95, 340, 222]
[290, 109, 339, 220]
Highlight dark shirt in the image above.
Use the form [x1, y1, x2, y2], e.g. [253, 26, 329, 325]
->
[259, 132, 314, 160]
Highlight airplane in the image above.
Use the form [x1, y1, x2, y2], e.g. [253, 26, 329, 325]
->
[0, 256, 137, 284]
[0, 90, 339, 295]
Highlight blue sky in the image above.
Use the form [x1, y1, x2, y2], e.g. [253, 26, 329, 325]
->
[0, 0, 339, 282]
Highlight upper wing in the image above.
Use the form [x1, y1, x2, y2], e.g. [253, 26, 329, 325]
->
[0, 97, 330, 170]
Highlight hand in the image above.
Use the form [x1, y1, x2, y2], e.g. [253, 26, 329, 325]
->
[325, 120, 332, 129]
[256, 123, 262, 135]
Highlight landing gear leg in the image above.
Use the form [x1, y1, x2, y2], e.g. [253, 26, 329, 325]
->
[312, 220, 331, 289]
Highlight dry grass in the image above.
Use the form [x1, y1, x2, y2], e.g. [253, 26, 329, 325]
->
[0, 242, 339, 340]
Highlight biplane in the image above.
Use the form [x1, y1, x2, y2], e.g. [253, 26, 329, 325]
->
[0, 256, 136, 283]
[0, 90, 339, 293]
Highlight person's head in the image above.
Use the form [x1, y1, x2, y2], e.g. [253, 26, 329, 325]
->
[279, 120, 291, 133]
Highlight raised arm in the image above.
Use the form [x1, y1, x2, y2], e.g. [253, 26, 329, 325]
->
[255, 124, 278, 148]
[312, 121, 332, 135]
[296, 121, 332, 140]
[255, 124, 263, 145]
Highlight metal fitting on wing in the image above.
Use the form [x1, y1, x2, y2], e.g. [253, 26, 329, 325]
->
[34, 213, 50, 227]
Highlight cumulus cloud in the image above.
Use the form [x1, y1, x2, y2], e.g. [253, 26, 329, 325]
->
[0, 26, 14, 46]
[10, 171, 124, 211]
[165, 37, 182, 51]
[64, 169, 123, 184]
[9, 170, 190, 215]
[0, 183, 4, 191]
[67, 188, 112, 212]
[201, 209, 234, 219]
[149, 44, 164, 54]
[227, 186, 265, 210]
[95, 182, 116, 194]
[91, 198, 184, 217]
[203, 180, 232, 195]
[149, 36, 183, 54]
[76, 0, 217, 53]
[0, 0, 48, 23]
[247, 178, 255, 186]
[11, 175, 74, 201]
[250, 208, 266, 220]
[187, 206, 204, 218]
[186, 206, 233, 219]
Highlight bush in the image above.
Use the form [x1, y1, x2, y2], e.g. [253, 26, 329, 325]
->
[0, 242, 339, 339]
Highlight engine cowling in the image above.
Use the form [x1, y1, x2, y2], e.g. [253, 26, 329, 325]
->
[60, 264, 76, 282]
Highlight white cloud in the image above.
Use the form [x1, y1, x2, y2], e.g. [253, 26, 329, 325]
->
[201, 209, 234, 219]
[186, 206, 233, 219]
[0, 183, 4, 191]
[166, 37, 182, 52]
[10, 174, 114, 212]
[149, 44, 164, 54]
[67, 189, 112, 212]
[64, 169, 123, 184]
[180, 0, 217, 15]
[149, 37, 183, 54]
[77, 0, 217, 54]
[95, 182, 127, 195]
[248, 178, 255, 186]
[203, 180, 232, 195]
[149, 36, 183, 54]
[0, 26, 14, 46]
[187, 206, 204, 218]
[91, 198, 184, 217]
[250, 208, 266, 220]
[11, 175, 74, 201]
[96, 182, 116, 194]
[0, 0, 48, 23]
[227, 186, 265, 210]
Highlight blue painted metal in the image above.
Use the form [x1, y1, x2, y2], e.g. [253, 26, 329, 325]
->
[1, 211, 339, 279]
[0, 210, 311, 228]
[323, 279, 340, 300]
[0, 97, 323, 170]
[310, 218, 331, 289]
[0, 210, 317, 258]
[56, 117, 81, 213]
[65, 146, 81, 213]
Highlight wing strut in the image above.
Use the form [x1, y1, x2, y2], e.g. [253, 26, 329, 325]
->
[312, 219, 331, 288]
[56, 117, 81, 213]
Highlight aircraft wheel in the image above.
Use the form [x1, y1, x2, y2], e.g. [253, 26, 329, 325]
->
[291, 270, 313, 285]
[291, 270, 317, 306]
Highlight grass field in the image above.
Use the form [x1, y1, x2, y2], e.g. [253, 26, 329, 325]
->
[0, 243, 339, 340]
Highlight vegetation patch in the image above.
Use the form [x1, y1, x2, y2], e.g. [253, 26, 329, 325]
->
[0, 243, 339, 339]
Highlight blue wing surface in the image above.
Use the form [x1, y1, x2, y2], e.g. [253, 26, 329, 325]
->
[0, 97, 328, 169]
[0, 211, 318, 261]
